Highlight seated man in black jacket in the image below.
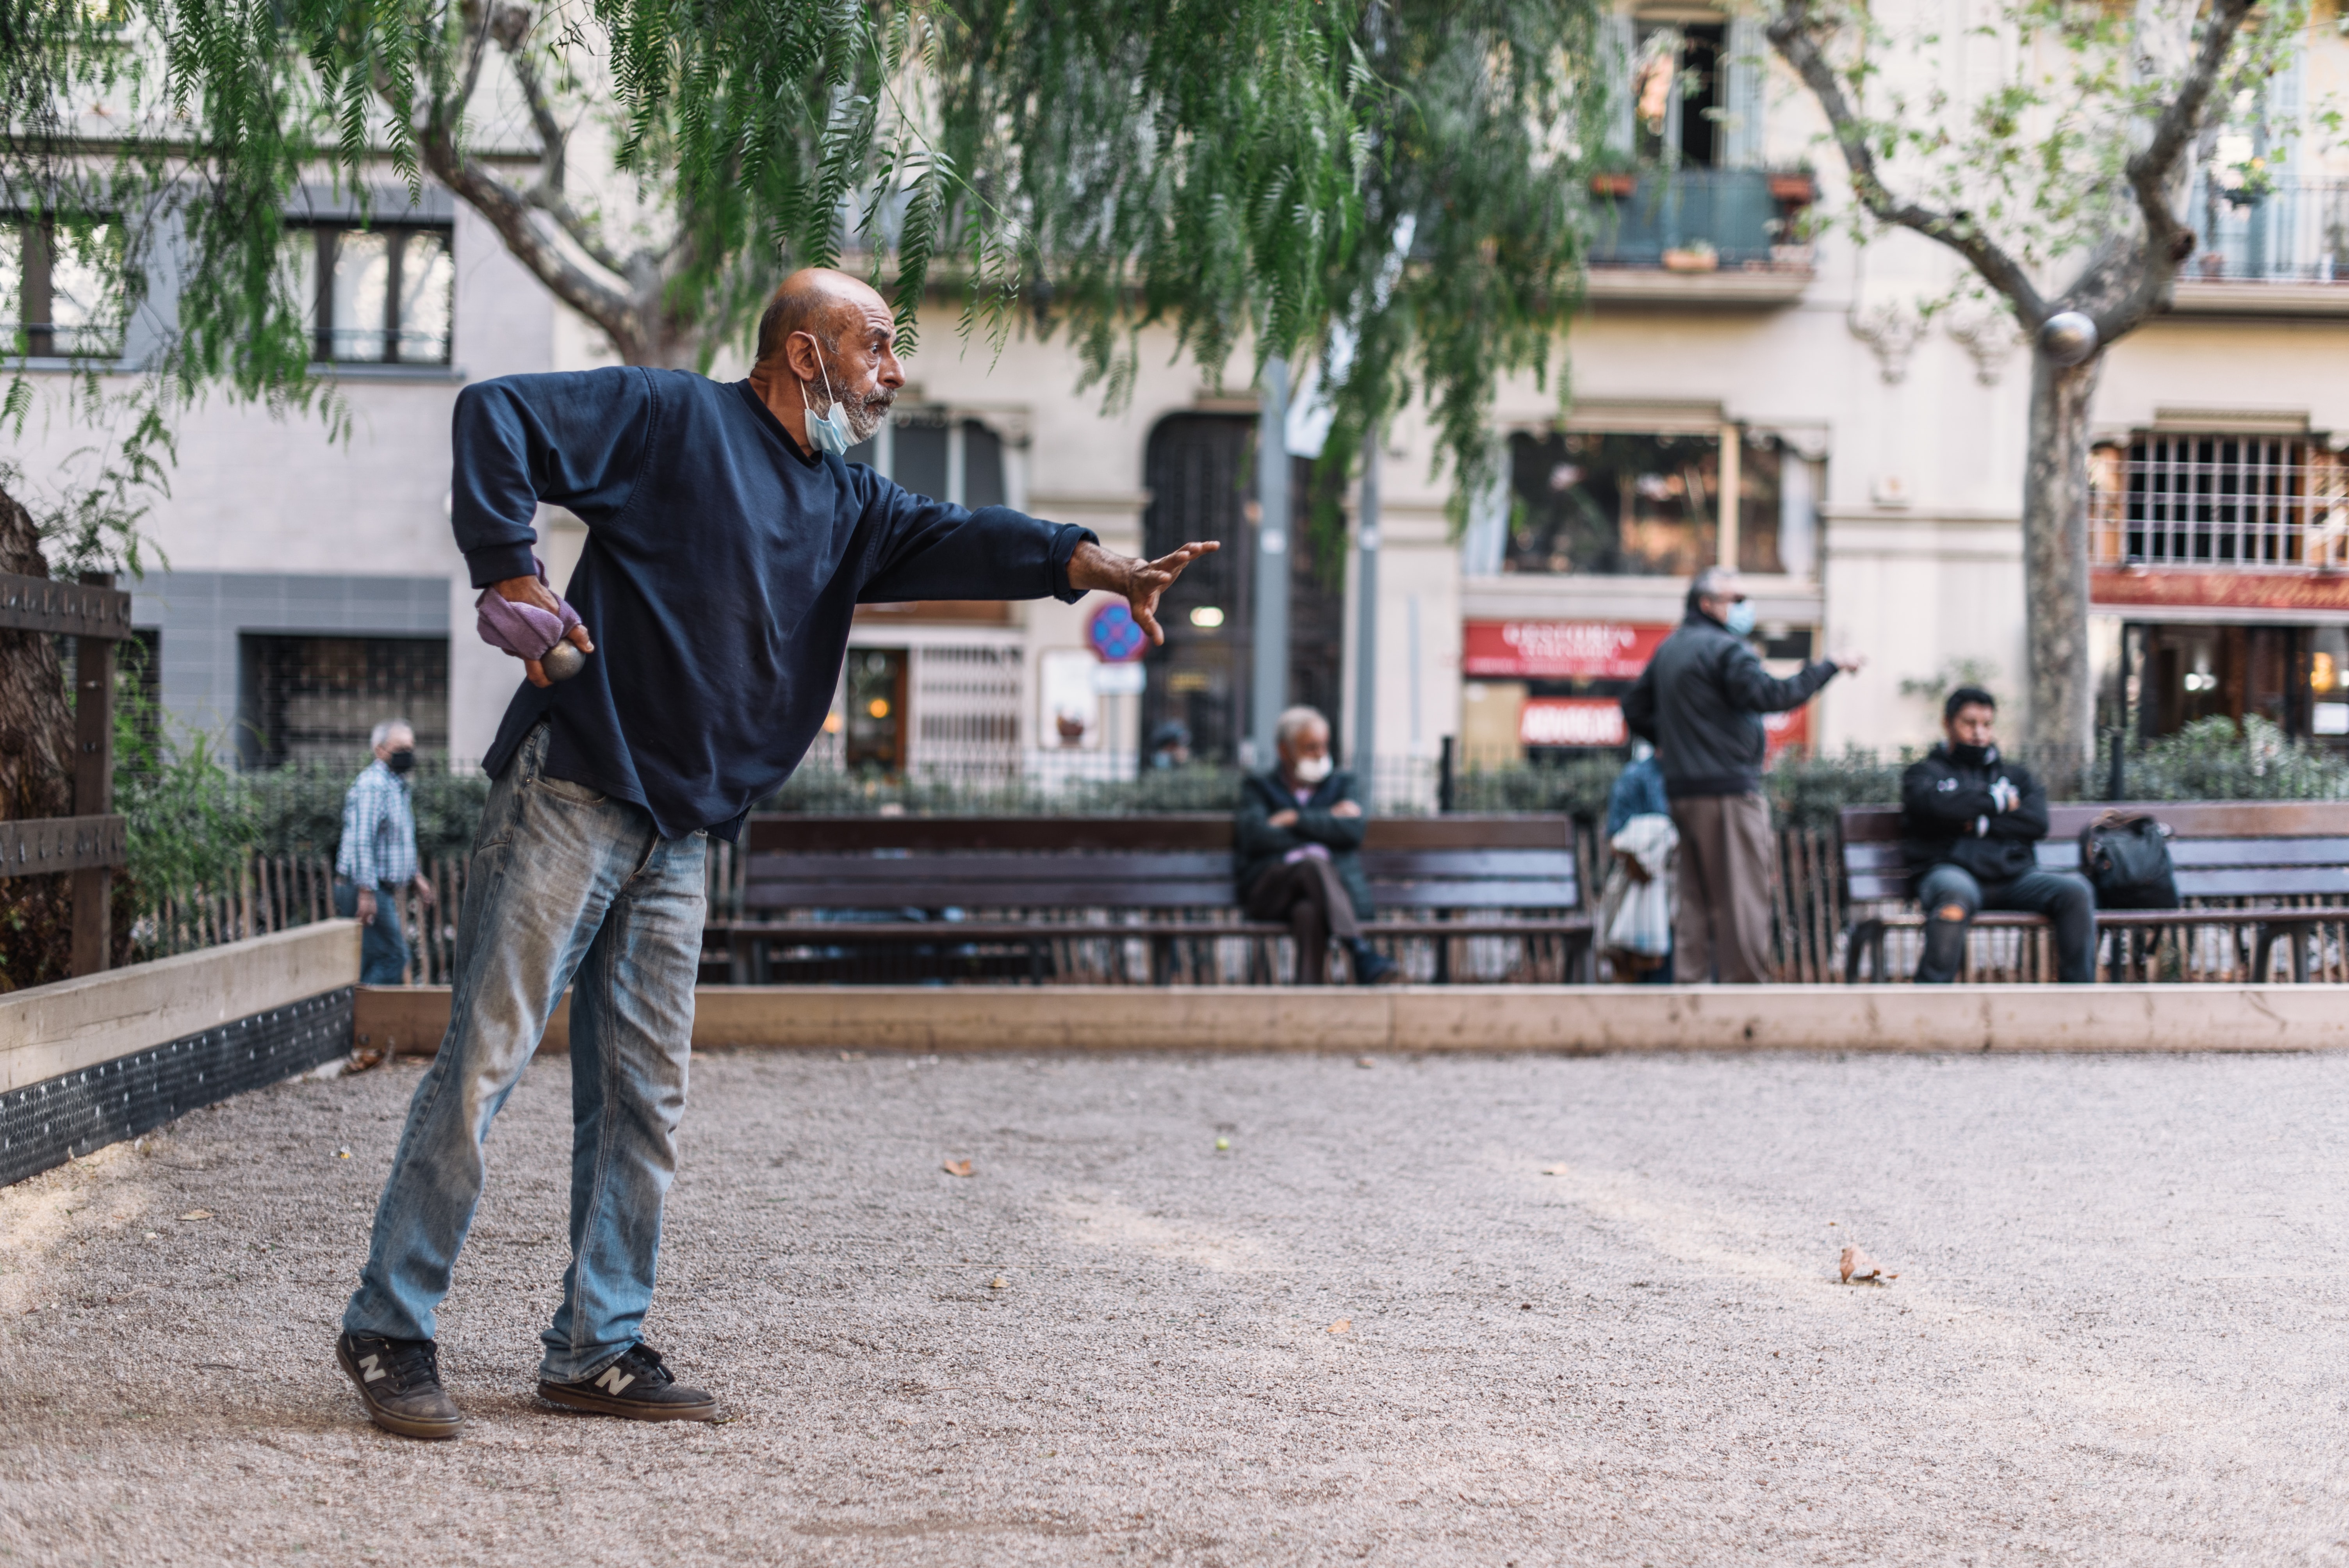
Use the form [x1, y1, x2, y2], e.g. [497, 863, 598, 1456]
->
[1234, 706, 1395, 985]
[1902, 687, 2096, 983]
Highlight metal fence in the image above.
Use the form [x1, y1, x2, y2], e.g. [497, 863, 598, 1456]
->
[131, 821, 2349, 988]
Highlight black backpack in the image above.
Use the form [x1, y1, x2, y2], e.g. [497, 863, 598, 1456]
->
[2079, 813, 2179, 910]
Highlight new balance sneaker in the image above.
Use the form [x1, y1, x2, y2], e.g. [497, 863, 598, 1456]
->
[335, 1331, 463, 1440]
[538, 1343, 717, 1422]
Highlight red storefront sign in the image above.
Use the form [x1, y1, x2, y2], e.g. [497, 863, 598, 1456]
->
[1463, 620, 1672, 679]
[1519, 698, 1627, 749]
[1763, 706, 1809, 757]
[2090, 569, 2349, 614]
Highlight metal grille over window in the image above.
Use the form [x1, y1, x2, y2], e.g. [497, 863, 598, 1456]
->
[912, 645, 1022, 775]
[235, 634, 450, 768]
[2091, 434, 2349, 571]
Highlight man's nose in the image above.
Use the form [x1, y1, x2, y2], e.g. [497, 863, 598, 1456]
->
[878, 349, 905, 389]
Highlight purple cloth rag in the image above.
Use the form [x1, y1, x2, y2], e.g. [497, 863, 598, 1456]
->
[474, 556, 583, 660]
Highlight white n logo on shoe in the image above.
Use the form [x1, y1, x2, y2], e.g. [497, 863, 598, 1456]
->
[594, 1363, 637, 1395]
[360, 1353, 386, 1383]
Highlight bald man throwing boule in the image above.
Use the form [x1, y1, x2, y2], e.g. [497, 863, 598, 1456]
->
[333, 269, 1217, 1440]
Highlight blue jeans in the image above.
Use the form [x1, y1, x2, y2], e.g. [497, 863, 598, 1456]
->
[1916, 863, 2097, 984]
[335, 879, 410, 985]
[342, 723, 707, 1382]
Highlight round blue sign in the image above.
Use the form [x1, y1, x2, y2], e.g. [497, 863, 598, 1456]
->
[1088, 600, 1147, 663]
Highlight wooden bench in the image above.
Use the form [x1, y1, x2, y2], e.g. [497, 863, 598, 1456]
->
[706, 814, 1593, 985]
[1840, 800, 2349, 983]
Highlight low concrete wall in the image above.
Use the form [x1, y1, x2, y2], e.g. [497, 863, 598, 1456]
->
[358, 981, 2349, 1056]
[2, 924, 362, 1187]
[2, 923, 362, 1092]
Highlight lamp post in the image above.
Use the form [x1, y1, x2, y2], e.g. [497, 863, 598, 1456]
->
[1249, 357, 1291, 768]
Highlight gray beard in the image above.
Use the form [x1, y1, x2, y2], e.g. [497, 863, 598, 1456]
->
[841, 393, 894, 446]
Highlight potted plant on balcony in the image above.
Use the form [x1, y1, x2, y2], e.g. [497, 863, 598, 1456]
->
[1768, 167, 1818, 204]
[1589, 155, 1636, 199]
[1661, 239, 1719, 273]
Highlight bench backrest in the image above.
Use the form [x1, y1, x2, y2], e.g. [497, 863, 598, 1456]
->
[738, 814, 1581, 913]
[1839, 801, 2349, 902]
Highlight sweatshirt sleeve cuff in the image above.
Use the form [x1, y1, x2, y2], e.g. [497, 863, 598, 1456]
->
[1048, 524, 1100, 603]
[465, 541, 541, 590]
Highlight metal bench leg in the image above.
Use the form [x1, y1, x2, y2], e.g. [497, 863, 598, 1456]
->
[729, 930, 750, 986]
[1844, 919, 1886, 984]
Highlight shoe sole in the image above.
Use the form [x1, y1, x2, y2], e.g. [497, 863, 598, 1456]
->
[335, 1338, 464, 1441]
[536, 1381, 719, 1422]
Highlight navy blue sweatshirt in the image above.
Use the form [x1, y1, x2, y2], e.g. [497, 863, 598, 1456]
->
[452, 368, 1096, 840]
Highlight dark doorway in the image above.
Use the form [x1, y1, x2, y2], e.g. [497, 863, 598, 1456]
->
[845, 646, 910, 773]
[2131, 622, 2310, 741]
[1140, 414, 1345, 765]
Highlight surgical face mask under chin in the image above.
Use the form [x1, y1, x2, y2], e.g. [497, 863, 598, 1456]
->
[1292, 754, 1333, 784]
[798, 337, 854, 457]
[1723, 599, 1757, 636]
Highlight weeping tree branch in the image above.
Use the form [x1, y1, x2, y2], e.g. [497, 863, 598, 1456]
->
[1766, 0, 2051, 326]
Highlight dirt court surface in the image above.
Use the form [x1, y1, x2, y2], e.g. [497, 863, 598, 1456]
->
[4, 1047, 2347, 1567]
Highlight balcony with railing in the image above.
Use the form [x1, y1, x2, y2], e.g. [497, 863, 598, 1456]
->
[2090, 434, 2349, 573]
[1582, 167, 1815, 305]
[2174, 178, 2349, 314]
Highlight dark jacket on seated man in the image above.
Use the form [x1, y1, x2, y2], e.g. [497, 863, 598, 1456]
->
[1900, 743, 2050, 886]
[1235, 768, 1374, 922]
[1898, 686, 2096, 984]
[1232, 707, 1393, 985]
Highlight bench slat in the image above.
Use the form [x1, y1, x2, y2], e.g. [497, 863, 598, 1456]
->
[742, 877, 1581, 907]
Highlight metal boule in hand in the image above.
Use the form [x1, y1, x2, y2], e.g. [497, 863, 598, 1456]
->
[540, 641, 588, 681]
[2038, 311, 2098, 367]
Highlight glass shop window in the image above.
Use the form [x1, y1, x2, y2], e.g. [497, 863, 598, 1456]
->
[283, 224, 456, 364]
[1503, 429, 1813, 578]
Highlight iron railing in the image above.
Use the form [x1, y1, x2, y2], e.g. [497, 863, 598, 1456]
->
[2189, 176, 2349, 285]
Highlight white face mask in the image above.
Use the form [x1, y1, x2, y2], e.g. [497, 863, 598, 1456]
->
[1292, 754, 1333, 784]
[797, 334, 853, 457]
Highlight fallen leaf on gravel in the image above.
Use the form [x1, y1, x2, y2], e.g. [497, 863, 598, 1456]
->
[941, 1159, 974, 1178]
[1839, 1245, 1898, 1284]
[1541, 1164, 1571, 1176]
[1356, 1057, 1375, 1068]
[1327, 1318, 1351, 1334]
[989, 1276, 1008, 1290]
[178, 1210, 212, 1222]
[334, 1148, 351, 1160]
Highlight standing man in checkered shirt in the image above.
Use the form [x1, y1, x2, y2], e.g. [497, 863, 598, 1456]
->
[335, 718, 438, 985]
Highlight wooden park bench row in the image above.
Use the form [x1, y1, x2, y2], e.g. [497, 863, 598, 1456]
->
[702, 814, 1594, 985]
[1839, 800, 2349, 983]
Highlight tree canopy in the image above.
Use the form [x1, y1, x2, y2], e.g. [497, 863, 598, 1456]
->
[4, 0, 1606, 554]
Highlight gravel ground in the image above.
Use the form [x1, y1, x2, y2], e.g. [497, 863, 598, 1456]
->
[4, 1046, 2349, 1567]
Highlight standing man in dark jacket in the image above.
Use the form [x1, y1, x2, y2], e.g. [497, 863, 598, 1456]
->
[1902, 686, 2096, 983]
[1621, 567, 1861, 982]
[332, 267, 1217, 1441]
[1234, 706, 1395, 985]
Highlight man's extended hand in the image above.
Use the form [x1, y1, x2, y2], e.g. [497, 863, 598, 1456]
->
[1068, 540, 1220, 645]
[491, 574, 595, 688]
[1831, 649, 1868, 675]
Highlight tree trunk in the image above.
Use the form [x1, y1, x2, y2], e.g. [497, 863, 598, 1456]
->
[0, 482, 80, 990]
[2020, 349, 2102, 795]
